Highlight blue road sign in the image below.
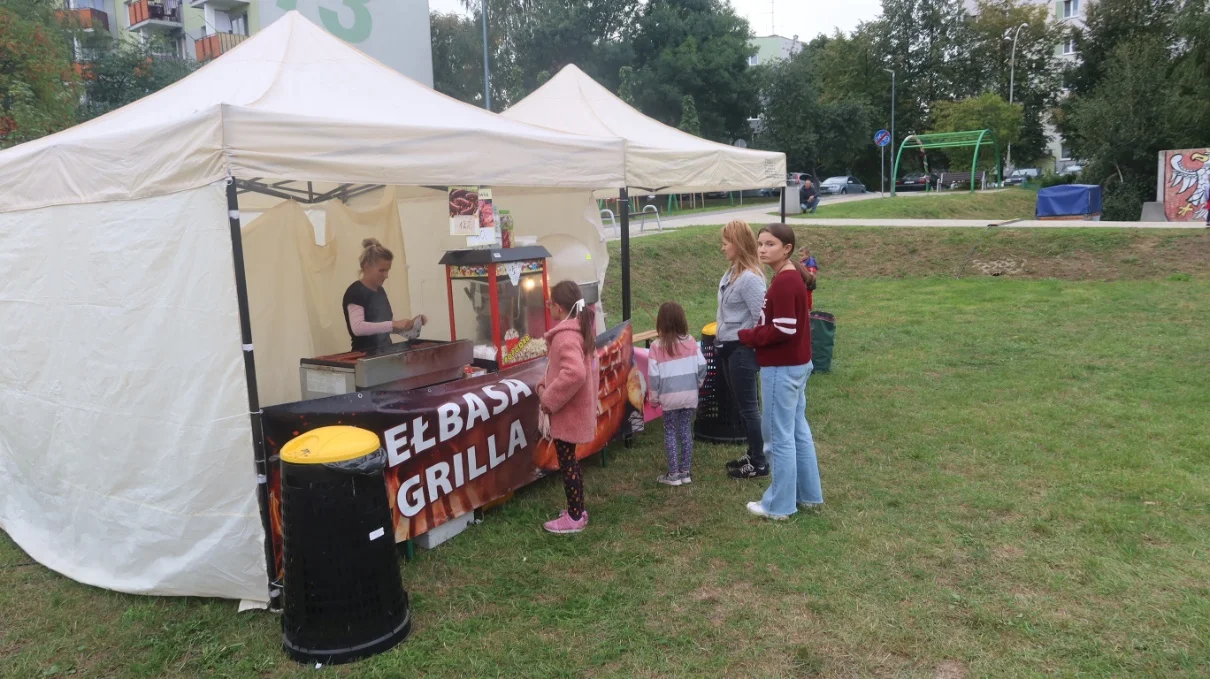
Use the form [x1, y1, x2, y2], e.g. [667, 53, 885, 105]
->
[874, 129, 891, 147]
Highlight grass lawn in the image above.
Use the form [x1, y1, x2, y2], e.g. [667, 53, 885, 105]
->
[4, 227, 1209, 678]
[784, 188, 1038, 222]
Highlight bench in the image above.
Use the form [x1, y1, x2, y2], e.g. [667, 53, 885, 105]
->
[938, 171, 988, 190]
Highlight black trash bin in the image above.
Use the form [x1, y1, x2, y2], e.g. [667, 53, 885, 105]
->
[693, 323, 747, 443]
[280, 426, 411, 665]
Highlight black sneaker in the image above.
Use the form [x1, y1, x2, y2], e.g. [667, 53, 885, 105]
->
[728, 462, 769, 479]
[725, 455, 751, 471]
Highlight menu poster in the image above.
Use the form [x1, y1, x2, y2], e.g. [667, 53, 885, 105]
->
[466, 189, 500, 248]
[449, 186, 480, 236]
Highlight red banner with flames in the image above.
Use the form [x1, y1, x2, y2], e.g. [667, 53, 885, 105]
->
[261, 323, 637, 581]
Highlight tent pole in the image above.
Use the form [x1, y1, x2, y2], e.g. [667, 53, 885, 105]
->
[225, 178, 279, 609]
[780, 186, 787, 223]
[619, 188, 631, 321]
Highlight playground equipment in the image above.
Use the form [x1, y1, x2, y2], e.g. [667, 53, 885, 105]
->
[891, 130, 1002, 197]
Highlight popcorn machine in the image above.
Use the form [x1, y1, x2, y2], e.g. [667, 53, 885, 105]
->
[440, 246, 553, 371]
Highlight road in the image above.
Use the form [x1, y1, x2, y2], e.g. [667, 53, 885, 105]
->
[602, 193, 1200, 242]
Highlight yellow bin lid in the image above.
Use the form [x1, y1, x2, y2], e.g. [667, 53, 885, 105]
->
[702, 322, 718, 336]
[281, 426, 381, 465]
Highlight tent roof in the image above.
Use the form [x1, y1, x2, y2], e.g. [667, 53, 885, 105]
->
[502, 65, 786, 193]
[0, 13, 626, 214]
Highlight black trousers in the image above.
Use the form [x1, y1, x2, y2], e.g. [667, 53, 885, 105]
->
[718, 342, 765, 467]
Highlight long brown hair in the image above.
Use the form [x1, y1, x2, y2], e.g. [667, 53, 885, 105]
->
[722, 220, 762, 281]
[550, 280, 595, 357]
[757, 223, 815, 287]
[655, 302, 689, 357]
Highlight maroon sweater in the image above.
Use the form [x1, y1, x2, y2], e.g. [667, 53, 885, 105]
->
[737, 269, 812, 367]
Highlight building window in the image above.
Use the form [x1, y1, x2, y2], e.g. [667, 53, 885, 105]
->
[1060, 145, 1073, 161]
[231, 14, 248, 36]
[1062, 0, 1079, 19]
[748, 54, 759, 66]
[1063, 38, 1077, 55]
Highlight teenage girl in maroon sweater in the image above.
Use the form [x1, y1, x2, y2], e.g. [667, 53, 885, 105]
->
[738, 223, 823, 519]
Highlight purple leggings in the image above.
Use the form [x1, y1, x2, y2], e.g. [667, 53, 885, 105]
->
[663, 408, 695, 475]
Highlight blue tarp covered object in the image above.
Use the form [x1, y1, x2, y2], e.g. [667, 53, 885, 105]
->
[1036, 184, 1103, 218]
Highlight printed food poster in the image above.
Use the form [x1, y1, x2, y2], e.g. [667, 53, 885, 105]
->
[449, 186, 480, 236]
[466, 189, 499, 247]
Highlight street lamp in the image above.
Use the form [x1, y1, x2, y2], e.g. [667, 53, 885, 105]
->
[883, 68, 895, 196]
[482, 0, 491, 111]
[1006, 22, 1028, 172]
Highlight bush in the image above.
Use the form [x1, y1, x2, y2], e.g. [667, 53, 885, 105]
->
[1102, 181, 1145, 221]
[1039, 172, 1077, 188]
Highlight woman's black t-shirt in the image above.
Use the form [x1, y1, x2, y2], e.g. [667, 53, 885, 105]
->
[342, 280, 394, 352]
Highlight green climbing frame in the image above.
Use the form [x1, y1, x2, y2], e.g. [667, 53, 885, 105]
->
[890, 130, 1002, 197]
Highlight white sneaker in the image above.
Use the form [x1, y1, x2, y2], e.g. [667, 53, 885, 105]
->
[746, 501, 789, 521]
[657, 473, 682, 486]
[677, 473, 693, 485]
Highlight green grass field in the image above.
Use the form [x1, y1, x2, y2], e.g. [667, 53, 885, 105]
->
[3, 226, 1209, 678]
[786, 188, 1039, 222]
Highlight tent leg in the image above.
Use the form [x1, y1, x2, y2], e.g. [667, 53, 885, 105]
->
[780, 187, 787, 223]
[620, 188, 631, 322]
[225, 178, 280, 609]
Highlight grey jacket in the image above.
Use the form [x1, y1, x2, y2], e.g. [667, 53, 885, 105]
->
[716, 268, 766, 343]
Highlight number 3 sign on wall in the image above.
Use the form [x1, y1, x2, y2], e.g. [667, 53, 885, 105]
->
[277, 0, 373, 43]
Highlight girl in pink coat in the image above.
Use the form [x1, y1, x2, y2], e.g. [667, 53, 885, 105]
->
[537, 280, 599, 534]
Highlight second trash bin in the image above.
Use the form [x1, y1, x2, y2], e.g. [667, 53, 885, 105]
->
[280, 426, 411, 665]
[693, 323, 747, 443]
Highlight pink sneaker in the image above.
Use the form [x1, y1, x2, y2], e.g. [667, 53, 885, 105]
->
[543, 510, 589, 534]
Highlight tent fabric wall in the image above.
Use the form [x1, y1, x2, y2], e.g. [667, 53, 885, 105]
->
[0, 181, 269, 601]
[243, 200, 318, 408]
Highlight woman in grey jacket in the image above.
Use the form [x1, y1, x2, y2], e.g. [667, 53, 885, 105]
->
[716, 220, 769, 478]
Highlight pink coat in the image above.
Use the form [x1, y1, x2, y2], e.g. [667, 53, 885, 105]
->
[539, 318, 599, 444]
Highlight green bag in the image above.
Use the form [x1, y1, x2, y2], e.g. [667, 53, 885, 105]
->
[810, 311, 835, 373]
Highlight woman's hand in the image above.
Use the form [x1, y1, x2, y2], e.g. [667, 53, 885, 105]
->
[392, 318, 414, 333]
[413, 314, 428, 326]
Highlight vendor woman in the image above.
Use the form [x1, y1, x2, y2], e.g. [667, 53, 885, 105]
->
[342, 238, 426, 352]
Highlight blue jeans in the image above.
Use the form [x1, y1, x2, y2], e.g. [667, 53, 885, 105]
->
[758, 362, 823, 515]
[800, 196, 819, 213]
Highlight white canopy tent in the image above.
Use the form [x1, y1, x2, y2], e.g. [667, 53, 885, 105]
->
[503, 64, 789, 318]
[0, 12, 625, 604]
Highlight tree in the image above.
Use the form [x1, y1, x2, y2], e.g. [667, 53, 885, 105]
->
[0, 2, 78, 148]
[617, 65, 638, 106]
[628, 0, 758, 142]
[755, 50, 871, 178]
[929, 93, 1022, 170]
[77, 38, 197, 121]
[430, 11, 486, 105]
[1058, 0, 1210, 205]
[963, 0, 1062, 165]
[463, 0, 639, 105]
[677, 95, 700, 135]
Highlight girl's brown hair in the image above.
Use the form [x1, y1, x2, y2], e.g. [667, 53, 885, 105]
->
[359, 238, 393, 271]
[655, 302, 689, 357]
[550, 280, 595, 357]
[721, 219, 762, 280]
[757, 223, 815, 287]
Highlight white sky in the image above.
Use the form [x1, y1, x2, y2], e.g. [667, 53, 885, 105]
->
[427, 0, 884, 42]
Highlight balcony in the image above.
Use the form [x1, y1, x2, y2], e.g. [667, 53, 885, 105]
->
[190, 0, 249, 9]
[127, 0, 183, 32]
[55, 7, 110, 32]
[195, 32, 249, 61]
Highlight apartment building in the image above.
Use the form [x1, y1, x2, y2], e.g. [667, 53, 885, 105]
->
[57, 0, 434, 86]
[747, 34, 804, 66]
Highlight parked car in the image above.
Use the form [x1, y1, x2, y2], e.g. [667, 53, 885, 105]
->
[820, 176, 866, 195]
[1059, 164, 1084, 176]
[1004, 168, 1042, 186]
[895, 172, 937, 192]
[787, 172, 817, 187]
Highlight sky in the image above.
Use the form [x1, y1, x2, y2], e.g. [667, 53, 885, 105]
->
[427, 0, 884, 42]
